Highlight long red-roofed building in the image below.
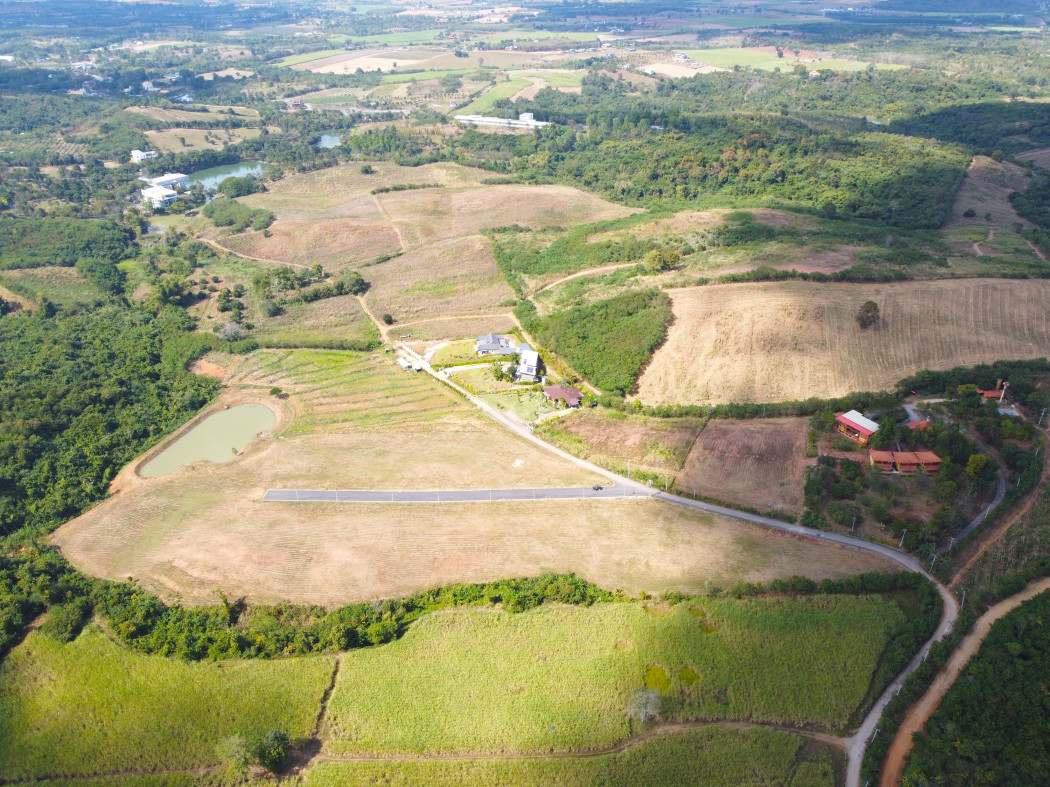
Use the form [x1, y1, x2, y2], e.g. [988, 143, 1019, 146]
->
[835, 410, 880, 446]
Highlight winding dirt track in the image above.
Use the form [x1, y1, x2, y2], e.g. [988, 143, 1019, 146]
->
[879, 576, 1050, 786]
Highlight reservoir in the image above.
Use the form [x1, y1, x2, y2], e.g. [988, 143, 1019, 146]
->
[188, 161, 266, 191]
[140, 403, 276, 478]
[317, 133, 342, 148]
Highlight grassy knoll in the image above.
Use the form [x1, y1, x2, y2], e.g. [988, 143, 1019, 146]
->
[0, 627, 333, 780]
[678, 48, 905, 73]
[637, 279, 1050, 405]
[480, 389, 556, 421]
[323, 596, 905, 755]
[275, 48, 345, 67]
[306, 726, 836, 786]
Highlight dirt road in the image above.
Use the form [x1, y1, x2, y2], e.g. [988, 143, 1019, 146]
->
[879, 576, 1050, 786]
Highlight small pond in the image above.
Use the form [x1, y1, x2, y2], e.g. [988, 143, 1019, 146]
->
[316, 133, 342, 149]
[188, 161, 266, 191]
[140, 403, 276, 478]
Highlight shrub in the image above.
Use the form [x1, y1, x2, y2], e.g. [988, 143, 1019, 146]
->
[254, 729, 290, 772]
[382, 313, 394, 325]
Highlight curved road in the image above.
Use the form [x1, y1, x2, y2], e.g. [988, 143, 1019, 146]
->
[395, 345, 959, 787]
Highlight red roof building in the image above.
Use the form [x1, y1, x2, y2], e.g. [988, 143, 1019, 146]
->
[869, 450, 896, 471]
[543, 385, 584, 408]
[835, 410, 880, 446]
[894, 452, 921, 474]
[914, 451, 942, 474]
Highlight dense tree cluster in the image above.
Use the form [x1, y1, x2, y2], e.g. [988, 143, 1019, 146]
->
[903, 590, 1050, 785]
[0, 217, 134, 269]
[518, 289, 672, 395]
[0, 305, 216, 537]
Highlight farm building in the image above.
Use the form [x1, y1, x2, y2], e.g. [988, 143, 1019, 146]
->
[130, 149, 157, 163]
[869, 450, 896, 472]
[914, 451, 942, 473]
[453, 112, 548, 129]
[835, 410, 879, 446]
[868, 449, 943, 474]
[543, 385, 583, 408]
[894, 452, 921, 474]
[142, 185, 178, 209]
[906, 418, 930, 431]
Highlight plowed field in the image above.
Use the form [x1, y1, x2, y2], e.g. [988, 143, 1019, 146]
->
[636, 279, 1050, 405]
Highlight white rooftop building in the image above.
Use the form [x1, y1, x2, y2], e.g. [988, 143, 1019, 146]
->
[453, 112, 548, 130]
[142, 185, 178, 209]
[147, 173, 189, 190]
[130, 149, 157, 163]
[516, 349, 541, 383]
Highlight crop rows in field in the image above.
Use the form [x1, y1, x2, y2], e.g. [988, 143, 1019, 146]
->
[637, 279, 1050, 405]
[228, 349, 464, 431]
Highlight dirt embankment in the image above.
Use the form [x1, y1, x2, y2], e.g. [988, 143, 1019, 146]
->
[879, 576, 1050, 786]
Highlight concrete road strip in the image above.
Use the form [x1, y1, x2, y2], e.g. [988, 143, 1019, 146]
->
[263, 487, 656, 502]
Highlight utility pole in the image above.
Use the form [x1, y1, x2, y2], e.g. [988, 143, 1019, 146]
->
[960, 589, 966, 609]
[899, 529, 908, 549]
[930, 553, 938, 570]
[627, 459, 631, 479]
[851, 516, 856, 532]
[948, 536, 955, 552]
[1039, 407, 1046, 427]
[870, 728, 880, 744]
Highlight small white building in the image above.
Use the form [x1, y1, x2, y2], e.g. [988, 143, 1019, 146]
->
[130, 149, 157, 163]
[453, 112, 548, 130]
[142, 185, 178, 209]
[147, 173, 189, 190]
[516, 349, 541, 383]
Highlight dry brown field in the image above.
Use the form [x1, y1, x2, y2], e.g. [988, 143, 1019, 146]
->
[53, 348, 894, 605]
[362, 235, 515, 323]
[943, 156, 1033, 247]
[636, 279, 1050, 405]
[124, 105, 259, 123]
[397, 314, 517, 342]
[144, 127, 263, 153]
[250, 294, 378, 348]
[378, 184, 637, 248]
[1016, 147, 1050, 170]
[676, 418, 808, 513]
[538, 409, 702, 475]
[216, 218, 401, 270]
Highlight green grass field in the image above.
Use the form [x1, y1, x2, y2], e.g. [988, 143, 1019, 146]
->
[250, 294, 379, 350]
[679, 48, 905, 72]
[456, 78, 533, 115]
[0, 627, 334, 780]
[305, 726, 835, 786]
[480, 389, 556, 421]
[514, 70, 586, 88]
[275, 48, 346, 67]
[0, 267, 100, 305]
[323, 597, 904, 756]
[431, 338, 483, 365]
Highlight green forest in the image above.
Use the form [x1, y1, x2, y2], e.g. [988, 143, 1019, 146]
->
[903, 591, 1050, 785]
[519, 289, 672, 395]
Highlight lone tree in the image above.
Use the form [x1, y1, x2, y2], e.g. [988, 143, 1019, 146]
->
[856, 300, 880, 329]
[627, 688, 662, 725]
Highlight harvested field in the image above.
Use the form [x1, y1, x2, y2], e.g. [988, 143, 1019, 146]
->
[636, 279, 1050, 405]
[53, 349, 894, 606]
[362, 235, 515, 323]
[378, 184, 637, 249]
[538, 409, 701, 475]
[676, 418, 808, 513]
[252, 294, 378, 349]
[237, 162, 487, 221]
[587, 208, 808, 245]
[216, 218, 401, 270]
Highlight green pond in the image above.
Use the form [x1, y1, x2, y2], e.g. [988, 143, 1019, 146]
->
[140, 404, 276, 478]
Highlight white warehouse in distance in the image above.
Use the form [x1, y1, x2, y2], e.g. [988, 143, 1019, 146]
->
[453, 112, 548, 129]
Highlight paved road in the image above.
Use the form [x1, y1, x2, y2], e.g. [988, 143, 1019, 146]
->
[394, 345, 958, 787]
[264, 486, 654, 503]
